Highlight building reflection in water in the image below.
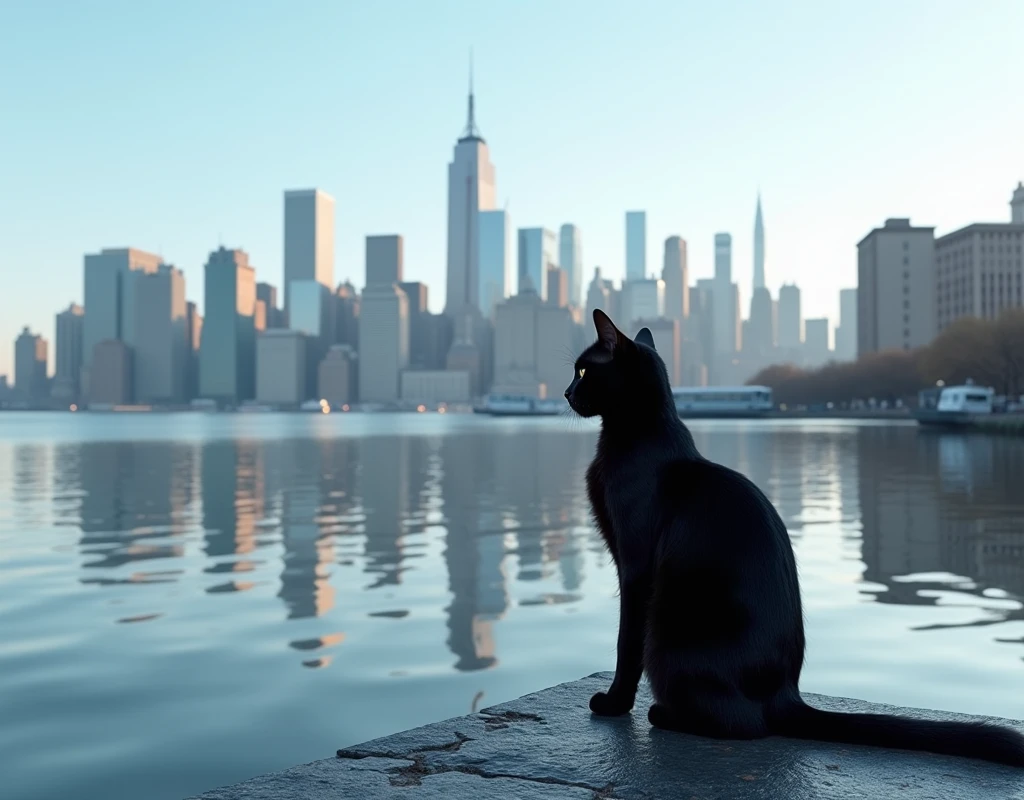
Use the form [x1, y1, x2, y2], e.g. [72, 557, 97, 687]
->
[17, 418, 1023, 674]
[273, 439, 335, 618]
[857, 427, 1024, 640]
[440, 433, 508, 671]
[71, 441, 195, 579]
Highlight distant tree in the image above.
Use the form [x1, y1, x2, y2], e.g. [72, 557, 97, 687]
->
[919, 317, 1002, 390]
[994, 310, 1024, 397]
[749, 311, 1024, 406]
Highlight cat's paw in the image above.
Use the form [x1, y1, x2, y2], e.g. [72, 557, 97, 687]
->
[589, 690, 633, 716]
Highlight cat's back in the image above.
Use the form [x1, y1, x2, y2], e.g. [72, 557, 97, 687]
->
[656, 456, 790, 551]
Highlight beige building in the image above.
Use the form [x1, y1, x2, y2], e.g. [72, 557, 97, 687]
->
[318, 344, 356, 407]
[935, 222, 1024, 332]
[546, 266, 568, 308]
[535, 304, 575, 397]
[358, 285, 409, 403]
[400, 370, 470, 404]
[257, 330, 307, 406]
[493, 289, 541, 393]
[857, 218, 935, 355]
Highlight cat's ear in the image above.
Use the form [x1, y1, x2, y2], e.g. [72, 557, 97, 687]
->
[593, 309, 623, 352]
[635, 327, 656, 350]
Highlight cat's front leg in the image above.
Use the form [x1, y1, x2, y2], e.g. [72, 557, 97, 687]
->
[590, 575, 648, 716]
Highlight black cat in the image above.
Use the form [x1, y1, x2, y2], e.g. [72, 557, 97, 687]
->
[563, 309, 1024, 766]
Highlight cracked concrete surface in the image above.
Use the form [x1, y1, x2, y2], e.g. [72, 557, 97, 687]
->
[190, 672, 1024, 799]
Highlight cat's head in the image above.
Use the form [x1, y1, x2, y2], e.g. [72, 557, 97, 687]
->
[564, 309, 671, 419]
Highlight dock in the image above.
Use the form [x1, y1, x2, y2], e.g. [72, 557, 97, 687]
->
[190, 672, 1024, 799]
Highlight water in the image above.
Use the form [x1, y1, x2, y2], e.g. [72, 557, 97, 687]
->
[1, 414, 1023, 800]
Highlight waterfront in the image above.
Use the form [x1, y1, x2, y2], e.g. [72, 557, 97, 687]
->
[2, 414, 1023, 800]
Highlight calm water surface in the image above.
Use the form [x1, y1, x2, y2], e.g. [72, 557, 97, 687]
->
[2, 414, 1023, 799]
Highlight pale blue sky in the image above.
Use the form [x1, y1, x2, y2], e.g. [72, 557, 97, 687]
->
[2, 0, 1022, 378]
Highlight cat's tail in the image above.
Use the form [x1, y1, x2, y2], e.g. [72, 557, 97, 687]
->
[768, 699, 1024, 767]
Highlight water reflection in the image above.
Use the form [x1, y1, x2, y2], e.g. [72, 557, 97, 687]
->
[857, 428, 1024, 636]
[0, 426, 998, 654]
[4, 421, 1020, 671]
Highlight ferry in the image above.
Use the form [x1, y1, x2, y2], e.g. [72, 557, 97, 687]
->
[915, 383, 994, 427]
[671, 386, 774, 419]
[474, 393, 564, 417]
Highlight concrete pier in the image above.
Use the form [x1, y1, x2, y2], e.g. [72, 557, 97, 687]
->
[191, 672, 1024, 799]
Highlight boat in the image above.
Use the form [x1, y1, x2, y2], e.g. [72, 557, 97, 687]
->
[474, 393, 564, 417]
[671, 386, 773, 418]
[914, 383, 994, 427]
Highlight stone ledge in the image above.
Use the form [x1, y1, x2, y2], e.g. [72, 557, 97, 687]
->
[190, 672, 1024, 799]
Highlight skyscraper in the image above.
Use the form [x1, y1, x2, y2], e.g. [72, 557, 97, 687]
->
[256, 330, 307, 406]
[777, 283, 802, 350]
[399, 281, 433, 368]
[934, 189, 1024, 333]
[185, 302, 202, 401]
[626, 211, 646, 280]
[753, 193, 765, 290]
[714, 232, 732, 284]
[546, 266, 568, 308]
[366, 235, 404, 286]
[479, 209, 512, 319]
[199, 247, 257, 405]
[559, 224, 582, 306]
[835, 288, 858, 361]
[586, 268, 610, 321]
[334, 281, 360, 349]
[14, 327, 47, 402]
[256, 282, 284, 329]
[857, 218, 935, 355]
[444, 66, 497, 320]
[284, 189, 335, 322]
[358, 287, 409, 403]
[662, 236, 688, 334]
[82, 247, 163, 371]
[623, 278, 664, 327]
[804, 318, 831, 366]
[134, 264, 187, 404]
[54, 303, 84, 402]
[517, 227, 557, 300]
[712, 233, 738, 356]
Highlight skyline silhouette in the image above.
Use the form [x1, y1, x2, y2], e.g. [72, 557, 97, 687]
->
[3, 2, 1024, 377]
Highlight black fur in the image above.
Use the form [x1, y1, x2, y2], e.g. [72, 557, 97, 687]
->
[563, 309, 1024, 767]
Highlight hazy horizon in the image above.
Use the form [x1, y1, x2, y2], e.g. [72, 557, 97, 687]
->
[2, 0, 1022, 377]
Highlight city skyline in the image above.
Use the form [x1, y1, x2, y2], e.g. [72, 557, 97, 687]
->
[3, 2, 1024, 377]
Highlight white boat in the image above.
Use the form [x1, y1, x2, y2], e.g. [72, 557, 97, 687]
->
[474, 393, 564, 417]
[915, 383, 994, 427]
[672, 386, 773, 418]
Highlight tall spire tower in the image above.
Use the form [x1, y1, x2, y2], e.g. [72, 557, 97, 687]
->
[753, 192, 765, 290]
[444, 54, 496, 322]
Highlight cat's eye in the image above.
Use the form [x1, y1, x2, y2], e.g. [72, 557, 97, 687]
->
[578, 368, 586, 379]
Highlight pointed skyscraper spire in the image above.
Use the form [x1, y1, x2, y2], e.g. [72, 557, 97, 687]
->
[753, 191, 765, 290]
[459, 48, 484, 143]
